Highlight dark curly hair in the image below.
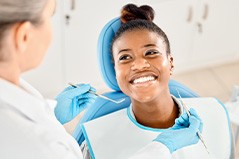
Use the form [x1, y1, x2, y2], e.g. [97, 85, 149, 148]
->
[112, 3, 171, 55]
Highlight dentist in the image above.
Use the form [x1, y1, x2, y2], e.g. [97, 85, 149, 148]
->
[0, 0, 202, 159]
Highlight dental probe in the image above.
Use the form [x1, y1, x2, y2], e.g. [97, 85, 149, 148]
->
[176, 89, 210, 154]
[68, 83, 125, 104]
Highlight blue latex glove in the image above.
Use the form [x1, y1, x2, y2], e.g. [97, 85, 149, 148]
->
[54, 84, 97, 124]
[154, 108, 203, 153]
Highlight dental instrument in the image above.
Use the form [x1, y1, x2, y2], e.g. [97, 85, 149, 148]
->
[68, 83, 125, 104]
[176, 89, 210, 154]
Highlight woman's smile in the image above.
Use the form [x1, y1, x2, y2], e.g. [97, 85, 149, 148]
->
[129, 72, 158, 87]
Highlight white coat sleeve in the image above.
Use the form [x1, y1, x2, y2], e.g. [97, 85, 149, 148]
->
[128, 141, 172, 159]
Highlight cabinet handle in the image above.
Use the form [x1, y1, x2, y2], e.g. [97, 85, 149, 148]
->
[187, 6, 193, 23]
[202, 4, 209, 20]
[71, 0, 75, 10]
[196, 22, 203, 33]
[65, 14, 71, 25]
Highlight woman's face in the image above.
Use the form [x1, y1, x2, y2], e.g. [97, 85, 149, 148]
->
[112, 29, 173, 103]
[21, 0, 56, 71]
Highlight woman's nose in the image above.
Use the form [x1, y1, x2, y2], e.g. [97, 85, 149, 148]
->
[131, 58, 150, 71]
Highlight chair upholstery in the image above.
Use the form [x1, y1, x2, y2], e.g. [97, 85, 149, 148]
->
[97, 17, 121, 91]
[73, 17, 199, 145]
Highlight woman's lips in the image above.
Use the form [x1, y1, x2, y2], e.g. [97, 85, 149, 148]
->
[131, 75, 157, 84]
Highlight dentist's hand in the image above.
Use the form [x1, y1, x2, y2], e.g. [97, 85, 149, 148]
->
[54, 84, 97, 124]
[154, 108, 203, 153]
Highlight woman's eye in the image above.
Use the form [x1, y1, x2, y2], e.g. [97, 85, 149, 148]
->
[145, 50, 160, 56]
[119, 55, 132, 61]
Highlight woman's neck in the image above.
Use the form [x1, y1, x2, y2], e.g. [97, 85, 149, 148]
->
[132, 95, 179, 129]
[0, 61, 20, 85]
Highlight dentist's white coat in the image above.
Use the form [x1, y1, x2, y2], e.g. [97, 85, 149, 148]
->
[0, 78, 171, 159]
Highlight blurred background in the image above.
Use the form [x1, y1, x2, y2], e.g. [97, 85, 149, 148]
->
[21, 0, 239, 157]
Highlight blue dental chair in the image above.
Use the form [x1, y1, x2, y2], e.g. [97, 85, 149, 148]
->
[72, 17, 199, 145]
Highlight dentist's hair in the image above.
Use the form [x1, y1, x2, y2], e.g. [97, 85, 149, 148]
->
[111, 3, 171, 55]
[0, 0, 48, 60]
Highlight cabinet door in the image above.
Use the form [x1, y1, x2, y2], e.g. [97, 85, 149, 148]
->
[192, 0, 239, 66]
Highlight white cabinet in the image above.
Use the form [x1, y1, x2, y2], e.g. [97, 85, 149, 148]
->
[192, 0, 239, 68]
[146, 0, 239, 73]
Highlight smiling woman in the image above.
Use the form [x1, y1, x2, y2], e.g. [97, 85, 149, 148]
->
[112, 19, 177, 129]
[79, 3, 220, 159]
[110, 6, 175, 124]
[112, 28, 176, 128]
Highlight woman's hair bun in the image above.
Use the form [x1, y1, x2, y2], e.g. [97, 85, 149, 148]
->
[121, 4, 155, 23]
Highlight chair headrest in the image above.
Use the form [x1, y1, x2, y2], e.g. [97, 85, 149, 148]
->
[97, 17, 121, 91]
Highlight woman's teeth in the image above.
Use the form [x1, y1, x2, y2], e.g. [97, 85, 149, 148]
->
[133, 76, 156, 84]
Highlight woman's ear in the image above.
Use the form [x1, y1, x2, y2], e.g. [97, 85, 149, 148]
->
[14, 22, 32, 54]
[168, 55, 174, 75]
